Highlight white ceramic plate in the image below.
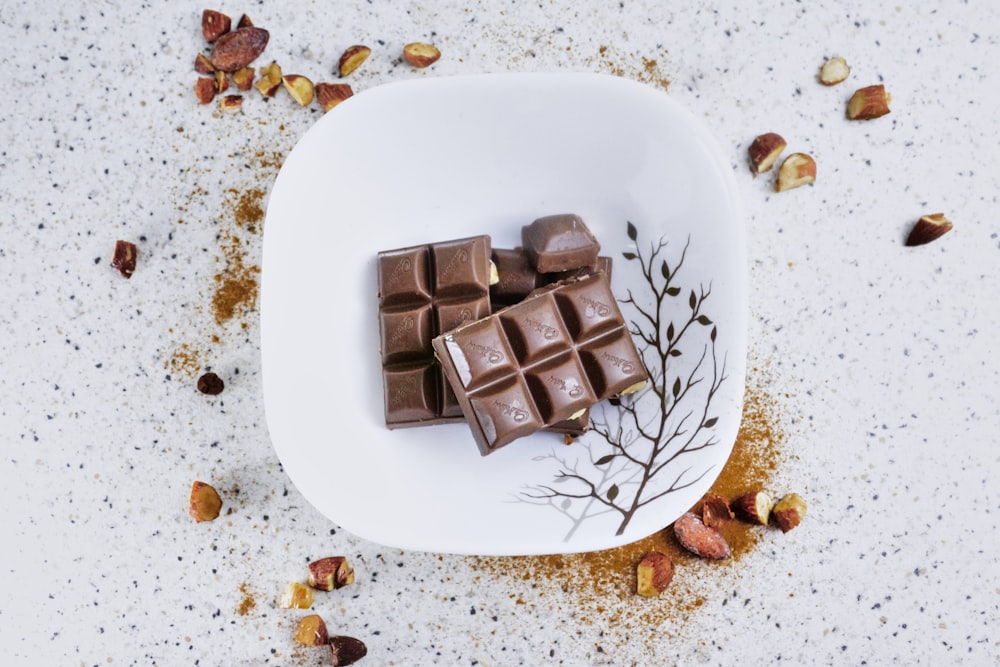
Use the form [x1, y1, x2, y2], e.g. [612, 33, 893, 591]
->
[261, 73, 745, 556]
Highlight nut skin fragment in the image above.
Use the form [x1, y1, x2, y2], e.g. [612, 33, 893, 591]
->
[329, 635, 368, 666]
[772, 493, 807, 533]
[214, 70, 229, 94]
[111, 240, 138, 278]
[819, 56, 850, 85]
[236, 13, 254, 29]
[188, 481, 222, 522]
[700, 493, 734, 529]
[338, 45, 371, 77]
[231, 67, 255, 91]
[315, 82, 354, 112]
[775, 152, 817, 192]
[194, 76, 217, 104]
[403, 42, 441, 68]
[748, 132, 787, 175]
[282, 74, 315, 106]
[194, 53, 215, 74]
[254, 62, 282, 97]
[201, 10, 231, 43]
[732, 490, 774, 525]
[905, 213, 953, 246]
[847, 84, 891, 120]
[308, 556, 355, 591]
[294, 614, 329, 647]
[672, 511, 731, 560]
[636, 551, 675, 597]
[209, 26, 270, 72]
[278, 582, 315, 609]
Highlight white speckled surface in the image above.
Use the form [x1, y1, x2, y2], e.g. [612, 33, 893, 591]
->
[2, 1, 998, 665]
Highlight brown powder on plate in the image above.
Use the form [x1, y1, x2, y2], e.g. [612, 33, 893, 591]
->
[237, 582, 256, 616]
[469, 376, 787, 628]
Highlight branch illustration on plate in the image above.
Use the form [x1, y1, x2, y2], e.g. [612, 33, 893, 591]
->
[521, 221, 728, 540]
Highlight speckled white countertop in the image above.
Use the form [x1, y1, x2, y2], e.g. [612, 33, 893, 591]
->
[2, 1, 999, 665]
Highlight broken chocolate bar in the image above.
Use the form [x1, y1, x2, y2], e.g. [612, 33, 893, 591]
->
[521, 214, 601, 273]
[378, 235, 495, 427]
[433, 273, 647, 455]
[490, 246, 613, 308]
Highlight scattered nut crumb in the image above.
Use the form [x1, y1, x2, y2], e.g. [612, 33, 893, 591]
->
[231, 67, 255, 91]
[197, 372, 225, 395]
[282, 74, 315, 106]
[847, 84, 891, 120]
[189, 481, 223, 522]
[748, 132, 787, 175]
[329, 635, 368, 666]
[194, 76, 217, 104]
[732, 490, 774, 525]
[338, 45, 371, 77]
[218, 94, 243, 111]
[905, 213, 953, 247]
[819, 56, 850, 85]
[700, 493, 734, 529]
[775, 152, 817, 192]
[308, 556, 355, 591]
[255, 62, 283, 97]
[201, 9, 231, 43]
[111, 240, 138, 278]
[403, 42, 441, 68]
[635, 551, 675, 597]
[294, 614, 329, 647]
[315, 82, 354, 112]
[772, 493, 807, 533]
[278, 581, 315, 609]
[672, 511, 731, 560]
[194, 53, 215, 75]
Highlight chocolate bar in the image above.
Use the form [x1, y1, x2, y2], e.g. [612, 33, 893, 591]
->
[378, 235, 494, 427]
[433, 273, 648, 455]
[490, 247, 613, 308]
[521, 214, 601, 273]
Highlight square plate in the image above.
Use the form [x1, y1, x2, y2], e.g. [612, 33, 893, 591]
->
[261, 73, 746, 555]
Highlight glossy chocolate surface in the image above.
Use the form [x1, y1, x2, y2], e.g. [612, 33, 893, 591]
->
[378, 235, 493, 427]
[433, 273, 647, 455]
[521, 213, 601, 273]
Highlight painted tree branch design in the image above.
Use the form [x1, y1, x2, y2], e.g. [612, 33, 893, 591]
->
[521, 221, 728, 540]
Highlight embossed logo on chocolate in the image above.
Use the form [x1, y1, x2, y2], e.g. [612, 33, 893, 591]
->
[600, 350, 635, 374]
[388, 375, 418, 408]
[466, 340, 504, 364]
[386, 256, 412, 288]
[524, 316, 559, 340]
[388, 315, 415, 348]
[438, 247, 470, 281]
[547, 375, 584, 397]
[448, 306, 475, 329]
[579, 295, 612, 318]
[492, 399, 528, 422]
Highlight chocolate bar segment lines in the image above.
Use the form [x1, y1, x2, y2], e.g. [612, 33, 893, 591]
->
[433, 273, 648, 455]
[378, 235, 493, 427]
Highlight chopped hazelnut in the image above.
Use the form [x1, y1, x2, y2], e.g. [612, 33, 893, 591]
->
[188, 481, 222, 522]
[111, 239, 138, 278]
[636, 552, 674, 596]
[847, 84, 891, 120]
[403, 42, 440, 68]
[231, 67, 255, 91]
[201, 9, 231, 43]
[194, 53, 215, 75]
[194, 76, 217, 104]
[905, 213, 953, 246]
[315, 82, 354, 112]
[294, 614, 329, 647]
[307, 556, 355, 591]
[732, 490, 774, 525]
[775, 152, 817, 192]
[282, 74, 315, 106]
[748, 132, 787, 175]
[278, 582, 315, 609]
[218, 94, 243, 111]
[819, 56, 850, 85]
[772, 493, 807, 533]
[329, 636, 368, 666]
[338, 45, 371, 77]
[254, 62, 283, 97]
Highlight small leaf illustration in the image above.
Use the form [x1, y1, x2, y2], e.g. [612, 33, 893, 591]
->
[607, 484, 619, 502]
[531, 456, 548, 461]
[696, 315, 713, 325]
[595, 454, 616, 466]
[553, 476, 570, 484]
[711, 326, 717, 342]
[666, 286, 681, 296]
[560, 498, 571, 510]
[672, 377, 681, 398]
[622, 251, 638, 260]
[703, 417, 718, 428]
[627, 221, 638, 241]
[669, 348, 682, 357]
[661, 260, 670, 279]
[666, 322, 675, 341]
[689, 290, 697, 310]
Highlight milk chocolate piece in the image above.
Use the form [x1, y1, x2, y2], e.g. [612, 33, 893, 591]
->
[378, 235, 493, 427]
[491, 246, 613, 308]
[433, 273, 648, 455]
[521, 214, 600, 273]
